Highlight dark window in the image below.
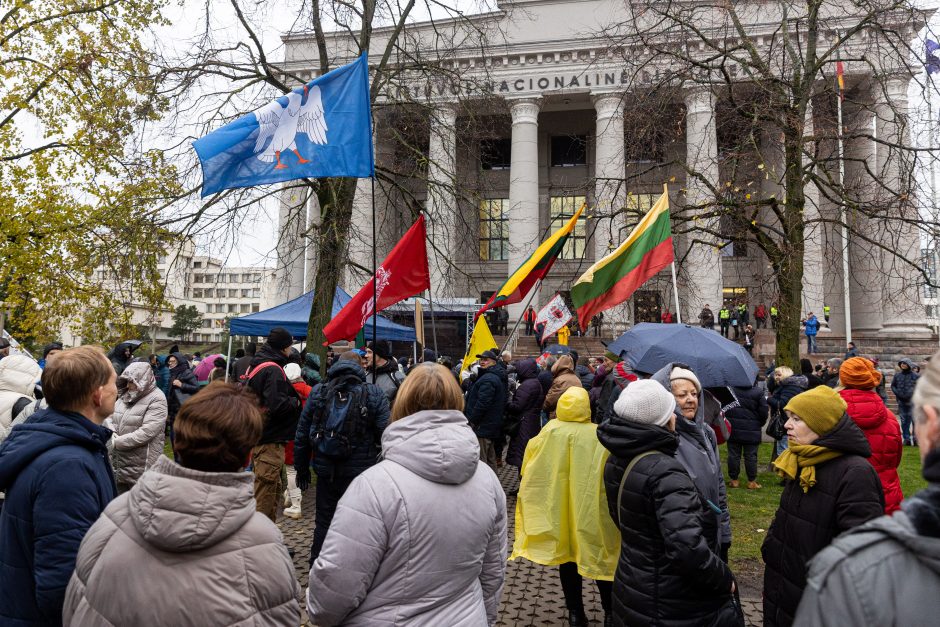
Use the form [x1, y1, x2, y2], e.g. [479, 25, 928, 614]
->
[479, 199, 509, 261]
[551, 135, 587, 167]
[480, 139, 511, 170]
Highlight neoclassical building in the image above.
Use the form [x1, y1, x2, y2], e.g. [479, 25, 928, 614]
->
[275, 0, 933, 337]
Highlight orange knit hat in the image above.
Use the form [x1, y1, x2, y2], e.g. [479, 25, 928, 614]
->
[839, 357, 882, 389]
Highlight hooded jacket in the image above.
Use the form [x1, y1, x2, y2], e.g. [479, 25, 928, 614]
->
[0, 355, 41, 443]
[840, 388, 903, 514]
[543, 364, 582, 420]
[651, 363, 731, 546]
[0, 408, 116, 626]
[511, 388, 619, 580]
[891, 359, 920, 404]
[63, 456, 300, 626]
[306, 409, 507, 626]
[724, 383, 769, 445]
[595, 362, 638, 424]
[794, 448, 940, 625]
[761, 413, 884, 627]
[246, 344, 301, 444]
[166, 352, 198, 419]
[108, 342, 134, 376]
[768, 375, 808, 418]
[295, 359, 389, 479]
[465, 361, 508, 439]
[505, 359, 544, 468]
[371, 357, 405, 402]
[597, 416, 732, 626]
[104, 362, 168, 488]
[302, 352, 323, 386]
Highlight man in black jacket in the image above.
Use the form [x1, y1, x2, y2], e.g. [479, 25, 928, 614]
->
[232, 342, 256, 381]
[245, 328, 301, 521]
[464, 349, 507, 470]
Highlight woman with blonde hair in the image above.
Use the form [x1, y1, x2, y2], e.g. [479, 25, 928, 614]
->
[544, 354, 582, 421]
[307, 362, 508, 626]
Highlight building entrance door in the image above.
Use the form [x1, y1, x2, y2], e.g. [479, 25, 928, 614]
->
[634, 290, 662, 324]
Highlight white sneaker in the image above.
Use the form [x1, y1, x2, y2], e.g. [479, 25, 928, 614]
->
[283, 490, 290, 507]
[283, 505, 302, 520]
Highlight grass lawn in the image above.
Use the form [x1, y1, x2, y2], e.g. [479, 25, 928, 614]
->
[722, 441, 928, 594]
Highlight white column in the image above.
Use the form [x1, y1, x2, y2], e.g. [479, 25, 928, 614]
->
[801, 103, 827, 328]
[304, 194, 320, 293]
[876, 76, 932, 334]
[427, 103, 458, 299]
[275, 187, 307, 303]
[507, 97, 542, 319]
[345, 178, 374, 290]
[593, 92, 629, 331]
[683, 86, 723, 322]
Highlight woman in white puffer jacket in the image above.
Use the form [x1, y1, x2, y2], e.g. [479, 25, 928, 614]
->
[0, 355, 41, 443]
[306, 362, 508, 626]
[104, 361, 168, 492]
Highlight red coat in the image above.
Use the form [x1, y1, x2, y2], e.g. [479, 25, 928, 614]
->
[839, 388, 904, 514]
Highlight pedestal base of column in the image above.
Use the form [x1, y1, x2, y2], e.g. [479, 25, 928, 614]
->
[878, 322, 934, 337]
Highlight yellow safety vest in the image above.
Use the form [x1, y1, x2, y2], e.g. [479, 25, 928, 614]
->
[719, 308, 730, 319]
[770, 307, 778, 316]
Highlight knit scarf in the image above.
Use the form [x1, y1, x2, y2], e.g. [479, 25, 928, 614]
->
[773, 444, 843, 493]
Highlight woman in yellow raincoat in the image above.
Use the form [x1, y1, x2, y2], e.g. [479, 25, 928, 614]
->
[557, 323, 571, 346]
[510, 386, 619, 626]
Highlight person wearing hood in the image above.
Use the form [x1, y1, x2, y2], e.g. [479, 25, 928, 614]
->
[768, 366, 809, 457]
[543, 354, 582, 421]
[232, 342, 256, 381]
[505, 358, 545, 472]
[104, 361, 167, 494]
[651, 363, 732, 559]
[166, 352, 198, 451]
[149, 353, 170, 397]
[795, 350, 940, 625]
[365, 340, 405, 402]
[594, 352, 638, 425]
[575, 355, 594, 389]
[295, 352, 389, 562]
[245, 327, 301, 522]
[0, 346, 118, 625]
[38, 342, 63, 370]
[63, 383, 300, 626]
[838, 357, 903, 514]
[306, 363, 507, 626]
[465, 349, 508, 471]
[511, 387, 618, 626]
[108, 342, 135, 376]
[800, 358, 824, 389]
[598, 380, 736, 627]
[302, 351, 323, 386]
[0, 355, 42, 444]
[892, 358, 920, 445]
[761, 386, 884, 626]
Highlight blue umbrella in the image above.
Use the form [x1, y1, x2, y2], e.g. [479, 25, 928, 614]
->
[542, 344, 571, 356]
[608, 323, 758, 388]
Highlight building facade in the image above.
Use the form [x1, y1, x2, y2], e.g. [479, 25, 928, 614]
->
[276, 0, 934, 338]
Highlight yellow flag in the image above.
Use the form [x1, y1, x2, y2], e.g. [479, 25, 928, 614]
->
[415, 300, 425, 347]
[461, 316, 497, 374]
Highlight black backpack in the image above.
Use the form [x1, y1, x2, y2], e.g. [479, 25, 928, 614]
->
[311, 377, 371, 461]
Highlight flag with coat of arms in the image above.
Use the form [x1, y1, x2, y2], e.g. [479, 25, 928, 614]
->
[536, 294, 572, 343]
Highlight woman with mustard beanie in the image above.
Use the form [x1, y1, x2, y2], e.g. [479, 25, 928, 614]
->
[838, 357, 904, 514]
[761, 385, 884, 626]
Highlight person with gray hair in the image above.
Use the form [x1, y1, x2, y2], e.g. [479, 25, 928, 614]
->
[823, 358, 843, 388]
[795, 349, 940, 625]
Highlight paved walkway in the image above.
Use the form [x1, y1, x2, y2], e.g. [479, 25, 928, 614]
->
[278, 464, 762, 626]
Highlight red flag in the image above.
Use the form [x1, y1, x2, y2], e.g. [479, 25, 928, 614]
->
[322, 215, 431, 344]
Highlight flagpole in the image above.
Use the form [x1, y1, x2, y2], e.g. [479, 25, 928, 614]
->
[426, 290, 439, 355]
[500, 278, 542, 354]
[371, 176, 378, 384]
[836, 35, 852, 344]
[669, 262, 682, 325]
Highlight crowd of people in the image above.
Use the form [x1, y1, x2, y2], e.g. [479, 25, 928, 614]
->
[0, 326, 939, 626]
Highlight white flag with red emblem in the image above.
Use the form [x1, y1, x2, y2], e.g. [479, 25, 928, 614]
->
[536, 294, 572, 343]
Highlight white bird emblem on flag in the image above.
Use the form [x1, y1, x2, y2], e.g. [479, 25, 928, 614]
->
[253, 85, 328, 169]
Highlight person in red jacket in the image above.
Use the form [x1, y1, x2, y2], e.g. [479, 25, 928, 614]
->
[838, 357, 903, 514]
[283, 363, 311, 519]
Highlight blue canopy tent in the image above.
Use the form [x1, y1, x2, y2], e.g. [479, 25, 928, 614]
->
[229, 286, 417, 341]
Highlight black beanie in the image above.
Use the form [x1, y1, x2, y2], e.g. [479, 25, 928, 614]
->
[43, 342, 64, 359]
[367, 340, 393, 360]
[267, 327, 293, 351]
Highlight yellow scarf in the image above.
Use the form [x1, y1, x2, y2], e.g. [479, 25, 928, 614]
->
[773, 444, 842, 493]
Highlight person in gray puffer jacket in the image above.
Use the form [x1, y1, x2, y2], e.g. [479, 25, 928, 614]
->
[104, 361, 168, 492]
[0, 355, 41, 444]
[307, 362, 507, 626]
[652, 363, 732, 559]
[64, 383, 300, 626]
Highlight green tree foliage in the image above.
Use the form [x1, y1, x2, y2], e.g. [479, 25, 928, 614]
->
[0, 0, 182, 344]
[169, 304, 202, 341]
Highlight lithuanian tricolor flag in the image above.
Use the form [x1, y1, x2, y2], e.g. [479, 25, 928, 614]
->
[475, 202, 585, 321]
[571, 188, 673, 329]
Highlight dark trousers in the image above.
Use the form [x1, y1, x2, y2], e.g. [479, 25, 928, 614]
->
[727, 441, 759, 482]
[719, 321, 730, 337]
[558, 562, 611, 616]
[755, 317, 765, 329]
[732, 323, 740, 339]
[525, 321, 534, 335]
[771, 315, 778, 329]
[310, 473, 355, 566]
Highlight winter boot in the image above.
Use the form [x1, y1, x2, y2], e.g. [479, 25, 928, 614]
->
[283, 466, 303, 519]
[567, 610, 588, 626]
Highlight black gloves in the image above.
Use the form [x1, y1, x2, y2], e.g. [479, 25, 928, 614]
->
[296, 466, 311, 491]
[720, 542, 731, 564]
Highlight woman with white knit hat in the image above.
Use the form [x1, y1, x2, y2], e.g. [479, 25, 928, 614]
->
[597, 379, 737, 626]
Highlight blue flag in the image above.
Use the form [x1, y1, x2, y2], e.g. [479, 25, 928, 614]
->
[928, 39, 940, 75]
[194, 53, 374, 197]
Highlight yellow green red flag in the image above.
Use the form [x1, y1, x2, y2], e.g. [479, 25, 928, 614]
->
[571, 188, 673, 329]
[475, 202, 586, 321]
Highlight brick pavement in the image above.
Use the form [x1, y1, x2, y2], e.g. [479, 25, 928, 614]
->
[278, 464, 762, 626]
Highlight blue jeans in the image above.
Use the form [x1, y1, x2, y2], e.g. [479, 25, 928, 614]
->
[898, 401, 914, 442]
[775, 437, 789, 457]
[806, 335, 817, 354]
